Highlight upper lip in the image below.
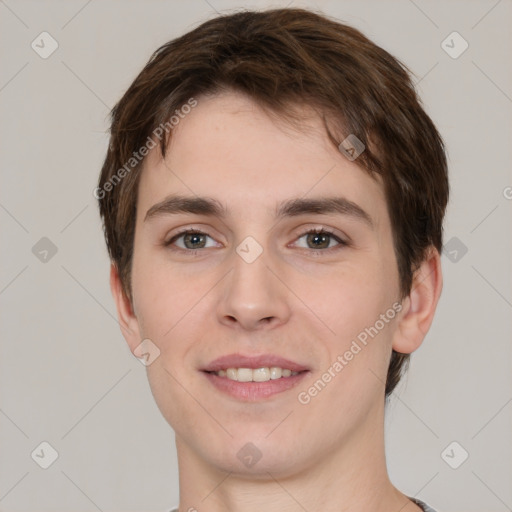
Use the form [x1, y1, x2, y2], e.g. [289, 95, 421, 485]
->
[202, 353, 310, 373]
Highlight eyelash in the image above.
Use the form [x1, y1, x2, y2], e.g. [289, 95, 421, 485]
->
[163, 227, 348, 257]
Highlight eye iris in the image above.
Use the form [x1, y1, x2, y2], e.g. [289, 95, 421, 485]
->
[308, 232, 330, 249]
[184, 232, 206, 249]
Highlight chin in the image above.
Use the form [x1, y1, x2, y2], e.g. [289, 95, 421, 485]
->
[203, 437, 306, 477]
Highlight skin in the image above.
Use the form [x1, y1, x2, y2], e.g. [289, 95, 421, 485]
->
[110, 90, 443, 512]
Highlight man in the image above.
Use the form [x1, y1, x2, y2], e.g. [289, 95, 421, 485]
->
[96, 7, 447, 512]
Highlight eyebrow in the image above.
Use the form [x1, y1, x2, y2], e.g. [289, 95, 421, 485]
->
[144, 194, 374, 228]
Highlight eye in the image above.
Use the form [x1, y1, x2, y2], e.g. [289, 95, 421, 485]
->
[293, 228, 347, 252]
[164, 229, 217, 251]
[163, 227, 348, 255]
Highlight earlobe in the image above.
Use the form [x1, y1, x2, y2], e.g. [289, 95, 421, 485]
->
[109, 263, 142, 353]
[392, 247, 443, 354]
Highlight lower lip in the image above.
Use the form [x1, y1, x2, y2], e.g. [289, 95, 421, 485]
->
[202, 371, 310, 401]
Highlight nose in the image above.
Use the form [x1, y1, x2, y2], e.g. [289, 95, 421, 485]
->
[216, 242, 291, 331]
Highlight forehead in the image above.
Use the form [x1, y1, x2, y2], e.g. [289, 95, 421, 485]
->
[136, 91, 386, 228]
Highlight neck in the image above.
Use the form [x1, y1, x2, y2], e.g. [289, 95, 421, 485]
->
[174, 398, 422, 512]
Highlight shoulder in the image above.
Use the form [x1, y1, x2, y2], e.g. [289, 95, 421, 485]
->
[408, 496, 440, 512]
[169, 500, 438, 512]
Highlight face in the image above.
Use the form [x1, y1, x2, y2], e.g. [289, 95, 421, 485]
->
[126, 90, 404, 476]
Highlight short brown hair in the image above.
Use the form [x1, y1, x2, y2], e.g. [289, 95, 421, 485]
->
[96, 7, 449, 398]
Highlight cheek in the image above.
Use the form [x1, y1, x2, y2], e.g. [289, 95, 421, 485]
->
[316, 264, 389, 334]
[131, 245, 198, 335]
[131, 255, 204, 426]
[305, 261, 396, 387]
[130, 251, 214, 394]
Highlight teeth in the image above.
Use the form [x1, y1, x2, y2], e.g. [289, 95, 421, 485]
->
[226, 368, 238, 380]
[213, 367, 299, 382]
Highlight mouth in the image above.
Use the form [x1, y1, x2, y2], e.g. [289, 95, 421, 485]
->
[200, 353, 310, 401]
[202, 370, 309, 401]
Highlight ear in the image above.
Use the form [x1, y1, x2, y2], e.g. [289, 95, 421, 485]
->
[392, 246, 443, 354]
[109, 263, 142, 353]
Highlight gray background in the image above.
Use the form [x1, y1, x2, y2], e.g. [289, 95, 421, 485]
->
[1, 0, 511, 511]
